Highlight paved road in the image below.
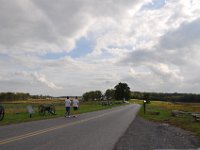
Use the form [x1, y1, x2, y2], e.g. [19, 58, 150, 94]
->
[0, 104, 140, 150]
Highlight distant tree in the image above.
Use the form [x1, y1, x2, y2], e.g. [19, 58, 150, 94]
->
[16, 92, 30, 100]
[130, 91, 200, 103]
[0, 92, 30, 101]
[6, 92, 15, 101]
[94, 90, 102, 101]
[82, 92, 90, 101]
[114, 82, 131, 101]
[131, 91, 144, 99]
[82, 90, 103, 101]
[104, 89, 115, 100]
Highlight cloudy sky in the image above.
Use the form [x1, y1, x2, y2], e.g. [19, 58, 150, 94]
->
[0, 0, 200, 96]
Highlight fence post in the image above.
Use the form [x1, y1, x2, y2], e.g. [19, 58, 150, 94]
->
[143, 100, 146, 114]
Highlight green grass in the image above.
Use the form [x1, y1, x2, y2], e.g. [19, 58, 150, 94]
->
[131, 99, 200, 137]
[0, 100, 125, 125]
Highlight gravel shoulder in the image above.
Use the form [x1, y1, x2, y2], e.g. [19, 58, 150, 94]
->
[114, 116, 200, 150]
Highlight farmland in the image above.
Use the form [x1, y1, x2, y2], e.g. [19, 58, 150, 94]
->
[0, 99, 124, 125]
[131, 100, 200, 137]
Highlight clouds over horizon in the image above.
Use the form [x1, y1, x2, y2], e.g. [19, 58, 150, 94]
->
[0, 0, 200, 96]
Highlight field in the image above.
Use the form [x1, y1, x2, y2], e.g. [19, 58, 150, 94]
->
[0, 99, 124, 125]
[1, 99, 200, 137]
[131, 99, 200, 137]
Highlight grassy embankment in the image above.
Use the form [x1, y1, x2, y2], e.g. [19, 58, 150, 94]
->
[131, 99, 200, 137]
[0, 99, 124, 125]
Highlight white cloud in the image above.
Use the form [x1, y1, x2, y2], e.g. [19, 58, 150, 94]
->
[0, 0, 200, 95]
[159, 18, 200, 52]
[15, 71, 63, 90]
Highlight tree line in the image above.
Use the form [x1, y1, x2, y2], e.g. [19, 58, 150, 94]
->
[0, 92, 30, 101]
[82, 82, 131, 101]
[0, 92, 53, 101]
[1, 82, 200, 103]
[131, 91, 200, 103]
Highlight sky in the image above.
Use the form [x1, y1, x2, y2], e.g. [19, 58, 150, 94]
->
[0, 0, 200, 96]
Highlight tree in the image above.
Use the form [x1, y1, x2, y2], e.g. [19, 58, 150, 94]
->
[82, 92, 90, 101]
[104, 89, 115, 100]
[114, 82, 131, 101]
[94, 90, 102, 101]
[0, 92, 30, 101]
[82, 90, 103, 101]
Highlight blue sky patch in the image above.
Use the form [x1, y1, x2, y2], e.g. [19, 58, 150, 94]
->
[41, 51, 68, 60]
[41, 37, 94, 60]
[0, 53, 10, 60]
[68, 37, 94, 58]
[141, 0, 166, 10]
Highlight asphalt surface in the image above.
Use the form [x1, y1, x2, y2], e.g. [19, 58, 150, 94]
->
[115, 116, 200, 150]
[0, 104, 140, 150]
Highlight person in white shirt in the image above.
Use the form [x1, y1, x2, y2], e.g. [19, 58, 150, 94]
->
[72, 96, 79, 117]
[64, 96, 71, 117]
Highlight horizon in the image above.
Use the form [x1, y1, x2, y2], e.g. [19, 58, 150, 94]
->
[1, 90, 200, 98]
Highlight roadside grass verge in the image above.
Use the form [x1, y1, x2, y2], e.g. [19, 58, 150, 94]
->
[0, 100, 125, 125]
[131, 99, 200, 137]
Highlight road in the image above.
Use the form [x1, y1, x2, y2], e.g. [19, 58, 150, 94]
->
[0, 104, 140, 150]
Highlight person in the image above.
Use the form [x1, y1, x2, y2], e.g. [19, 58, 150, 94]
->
[72, 96, 79, 117]
[64, 96, 71, 117]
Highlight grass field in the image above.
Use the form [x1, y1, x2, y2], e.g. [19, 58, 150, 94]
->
[131, 99, 200, 137]
[2, 98, 199, 137]
[0, 99, 125, 125]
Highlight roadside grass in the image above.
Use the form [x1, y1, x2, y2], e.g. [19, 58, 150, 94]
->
[0, 100, 125, 125]
[131, 99, 200, 137]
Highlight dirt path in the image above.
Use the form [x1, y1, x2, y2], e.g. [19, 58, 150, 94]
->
[114, 117, 200, 150]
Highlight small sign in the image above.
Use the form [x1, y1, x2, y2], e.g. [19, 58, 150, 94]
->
[27, 105, 35, 118]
